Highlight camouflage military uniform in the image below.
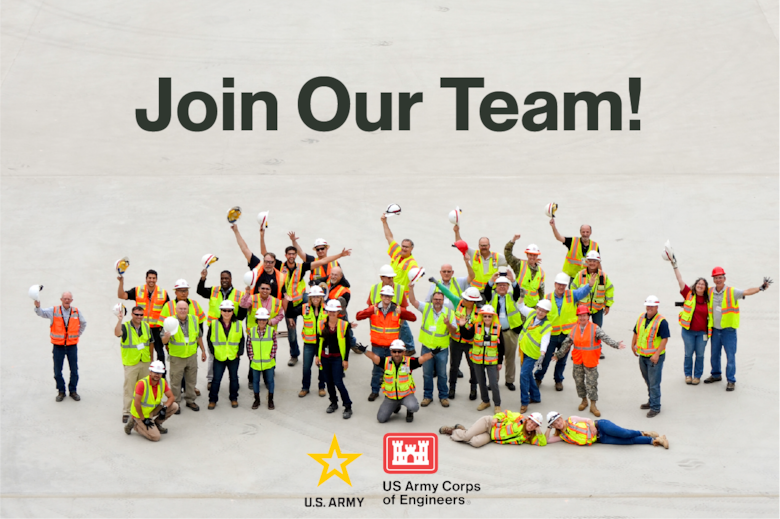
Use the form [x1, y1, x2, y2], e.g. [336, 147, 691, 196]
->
[556, 326, 621, 401]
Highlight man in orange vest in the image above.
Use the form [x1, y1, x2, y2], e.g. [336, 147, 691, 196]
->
[118, 269, 169, 377]
[555, 306, 626, 417]
[35, 291, 87, 401]
[355, 286, 417, 402]
[313, 266, 352, 315]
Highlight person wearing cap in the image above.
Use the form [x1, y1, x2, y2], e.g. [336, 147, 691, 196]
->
[407, 284, 458, 408]
[453, 225, 508, 294]
[516, 299, 553, 413]
[545, 411, 668, 448]
[248, 308, 277, 410]
[240, 280, 285, 390]
[299, 286, 328, 398]
[206, 300, 245, 410]
[631, 296, 670, 417]
[549, 219, 599, 280]
[314, 299, 355, 419]
[504, 235, 546, 309]
[534, 272, 596, 391]
[456, 305, 505, 413]
[114, 305, 153, 423]
[362, 340, 436, 423]
[124, 360, 179, 440]
[381, 213, 419, 354]
[439, 410, 546, 447]
[554, 306, 626, 417]
[34, 291, 87, 402]
[703, 267, 771, 391]
[483, 271, 524, 392]
[162, 301, 206, 412]
[355, 285, 417, 401]
[292, 237, 341, 283]
[118, 269, 169, 377]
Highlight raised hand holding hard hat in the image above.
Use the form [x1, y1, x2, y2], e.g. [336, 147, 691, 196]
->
[202, 254, 218, 269]
[113, 303, 127, 318]
[227, 206, 242, 224]
[256, 211, 269, 228]
[384, 203, 402, 217]
[448, 207, 462, 225]
[243, 270, 258, 289]
[452, 240, 469, 256]
[115, 257, 130, 276]
[662, 239, 677, 268]
[163, 317, 180, 336]
[28, 284, 43, 302]
[545, 203, 558, 218]
[407, 267, 426, 286]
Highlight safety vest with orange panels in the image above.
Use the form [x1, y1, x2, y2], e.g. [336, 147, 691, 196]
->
[134, 285, 168, 328]
[570, 321, 602, 368]
[51, 306, 81, 346]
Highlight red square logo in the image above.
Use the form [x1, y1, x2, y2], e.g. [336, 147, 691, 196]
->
[383, 433, 438, 474]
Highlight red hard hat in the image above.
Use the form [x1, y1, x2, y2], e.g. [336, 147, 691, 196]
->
[452, 240, 469, 256]
[711, 266, 726, 277]
[576, 305, 589, 316]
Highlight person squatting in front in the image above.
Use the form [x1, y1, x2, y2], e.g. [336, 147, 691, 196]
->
[124, 360, 178, 441]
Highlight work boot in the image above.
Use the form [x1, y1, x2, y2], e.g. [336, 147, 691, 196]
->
[186, 402, 200, 412]
[231, 401, 238, 408]
[469, 387, 477, 401]
[288, 357, 298, 367]
[555, 382, 563, 391]
[122, 415, 129, 424]
[703, 376, 722, 384]
[440, 399, 450, 407]
[319, 389, 326, 397]
[640, 402, 651, 410]
[646, 409, 660, 418]
[155, 422, 168, 434]
[726, 382, 736, 391]
[641, 431, 659, 438]
[653, 435, 669, 449]
[343, 407, 352, 419]
[268, 393, 275, 410]
[448, 386, 456, 399]
[685, 376, 692, 385]
[589, 400, 601, 417]
[505, 382, 516, 391]
[494, 405, 501, 414]
[299, 390, 309, 398]
[535, 377, 542, 387]
[578, 397, 588, 411]
[252, 392, 260, 410]
[124, 419, 134, 435]
[406, 411, 414, 422]
[458, 369, 464, 378]
[56, 392, 65, 402]
[520, 405, 528, 413]
[248, 381, 253, 390]
[69, 392, 81, 401]
[326, 402, 338, 413]
[476, 402, 490, 411]
[438, 425, 457, 435]
[208, 402, 216, 410]
[421, 398, 432, 407]
[194, 387, 201, 397]
[692, 378, 701, 385]
[368, 392, 379, 402]
[208, 382, 212, 390]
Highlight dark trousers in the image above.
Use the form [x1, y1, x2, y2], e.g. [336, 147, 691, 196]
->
[322, 356, 352, 408]
[535, 334, 568, 383]
[449, 339, 476, 392]
[52, 344, 78, 393]
[150, 327, 166, 378]
[370, 346, 389, 394]
[209, 357, 240, 403]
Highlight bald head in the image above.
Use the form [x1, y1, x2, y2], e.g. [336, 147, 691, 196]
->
[440, 264, 454, 283]
[330, 266, 343, 284]
[60, 292, 73, 308]
[175, 300, 189, 320]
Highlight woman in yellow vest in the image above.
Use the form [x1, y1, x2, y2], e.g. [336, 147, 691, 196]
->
[314, 299, 355, 419]
[457, 305, 505, 414]
[207, 300, 245, 410]
[670, 264, 712, 385]
[545, 411, 668, 448]
[248, 308, 277, 410]
[300, 286, 328, 398]
[439, 410, 546, 448]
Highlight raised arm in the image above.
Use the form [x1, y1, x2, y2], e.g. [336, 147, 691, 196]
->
[406, 283, 420, 311]
[117, 276, 129, 300]
[114, 315, 124, 337]
[672, 264, 686, 292]
[289, 231, 307, 261]
[504, 235, 523, 273]
[363, 349, 383, 365]
[744, 277, 773, 297]
[381, 214, 394, 245]
[259, 227, 268, 256]
[463, 254, 475, 284]
[311, 248, 351, 269]
[232, 224, 254, 263]
[453, 224, 463, 243]
[549, 218, 565, 243]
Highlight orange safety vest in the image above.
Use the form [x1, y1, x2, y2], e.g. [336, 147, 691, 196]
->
[134, 285, 168, 328]
[327, 283, 350, 301]
[570, 321, 602, 368]
[51, 306, 80, 346]
[469, 321, 501, 365]
[369, 306, 402, 346]
[250, 266, 284, 298]
[310, 260, 339, 282]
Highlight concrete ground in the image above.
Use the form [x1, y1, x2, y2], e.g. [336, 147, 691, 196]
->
[1, 1, 778, 517]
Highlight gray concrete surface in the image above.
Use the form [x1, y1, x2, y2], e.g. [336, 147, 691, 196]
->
[1, 1, 778, 517]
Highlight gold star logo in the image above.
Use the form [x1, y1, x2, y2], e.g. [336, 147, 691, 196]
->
[308, 435, 361, 486]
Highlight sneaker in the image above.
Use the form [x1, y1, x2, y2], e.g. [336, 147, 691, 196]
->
[208, 402, 216, 410]
[56, 392, 65, 402]
[298, 390, 309, 398]
[69, 392, 81, 401]
[343, 408, 352, 419]
[368, 392, 379, 402]
[440, 399, 450, 408]
[703, 376, 722, 384]
[640, 402, 651, 410]
[469, 389, 477, 401]
[288, 357, 298, 367]
[124, 419, 134, 435]
[646, 409, 660, 418]
[319, 389, 327, 397]
[476, 402, 490, 411]
[421, 398, 432, 407]
[692, 378, 701, 385]
[326, 403, 338, 413]
[726, 382, 736, 391]
[653, 435, 669, 449]
[685, 376, 693, 385]
[505, 383, 516, 391]
[448, 388, 456, 399]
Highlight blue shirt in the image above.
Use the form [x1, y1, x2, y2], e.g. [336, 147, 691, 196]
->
[553, 285, 592, 312]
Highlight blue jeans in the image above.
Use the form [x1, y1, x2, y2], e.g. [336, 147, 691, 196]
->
[370, 346, 389, 394]
[399, 321, 415, 353]
[209, 357, 239, 403]
[595, 419, 652, 445]
[252, 367, 275, 394]
[591, 309, 604, 327]
[519, 354, 541, 406]
[710, 328, 737, 382]
[302, 343, 325, 391]
[322, 356, 352, 407]
[638, 354, 665, 411]
[682, 328, 708, 379]
[535, 334, 568, 383]
[422, 346, 449, 400]
[52, 345, 78, 393]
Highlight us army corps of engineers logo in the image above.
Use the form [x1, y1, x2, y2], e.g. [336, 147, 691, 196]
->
[383, 433, 438, 474]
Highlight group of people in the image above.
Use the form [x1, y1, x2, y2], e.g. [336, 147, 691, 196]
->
[34, 210, 772, 442]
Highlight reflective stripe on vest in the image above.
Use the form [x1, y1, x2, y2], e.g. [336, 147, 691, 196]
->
[131, 377, 167, 419]
[560, 417, 596, 446]
[209, 320, 242, 362]
[327, 284, 350, 301]
[318, 319, 349, 358]
[369, 282, 404, 307]
[158, 298, 206, 327]
[574, 269, 609, 312]
[120, 321, 152, 366]
[470, 252, 499, 290]
[636, 313, 665, 356]
[678, 290, 713, 338]
[51, 306, 80, 346]
[369, 306, 402, 346]
[250, 325, 275, 371]
[419, 304, 454, 348]
[382, 357, 415, 400]
[250, 267, 283, 299]
[301, 304, 326, 344]
[207, 286, 242, 323]
[281, 263, 306, 305]
[571, 321, 601, 368]
[246, 296, 282, 331]
[469, 321, 501, 365]
[545, 291, 578, 335]
[134, 285, 168, 327]
[518, 262, 544, 307]
[563, 239, 599, 278]
[168, 315, 200, 358]
[310, 260, 338, 282]
[451, 301, 477, 343]
[518, 310, 551, 360]
[434, 278, 463, 299]
[709, 287, 741, 329]
[490, 292, 523, 329]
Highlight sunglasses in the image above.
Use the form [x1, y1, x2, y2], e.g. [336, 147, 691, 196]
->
[315, 247, 326, 252]
[132, 313, 144, 317]
[221, 309, 234, 312]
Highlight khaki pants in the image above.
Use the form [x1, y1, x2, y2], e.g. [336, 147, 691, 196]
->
[132, 402, 179, 442]
[451, 415, 493, 448]
[501, 329, 519, 384]
[169, 354, 198, 405]
[123, 362, 150, 415]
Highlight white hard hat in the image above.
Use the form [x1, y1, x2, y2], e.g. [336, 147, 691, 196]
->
[554, 273, 570, 285]
[544, 203, 558, 218]
[527, 412, 543, 426]
[644, 295, 660, 307]
[227, 206, 242, 224]
[479, 304, 496, 315]
[312, 238, 329, 250]
[524, 244, 541, 255]
[162, 317, 180, 335]
[448, 206, 462, 225]
[243, 270, 258, 288]
[379, 265, 396, 278]
[389, 339, 406, 351]
[28, 284, 43, 302]
[462, 287, 481, 301]
[256, 210, 269, 228]
[385, 203, 402, 217]
[308, 286, 325, 297]
[115, 256, 130, 275]
[408, 266, 426, 286]
[113, 303, 126, 317]
[495, 276, 510, 285]
[202, 254, 219, 268]
[149, 360, 166, 374]
[546, 411, 562, 427]
[585, 250, 601, 261]
[255, 308, 270, 320]
[219, 300, 235, 310]
[324, 299, 342, 312]
[379, 285, 395, 297]
[536, 299, 552, 312]
[662, 239, 675, 262]
[173, 279, 190, 289]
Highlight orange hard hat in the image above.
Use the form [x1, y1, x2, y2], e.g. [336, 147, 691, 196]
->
[711, 266, 726, 277]
[576, 305, 589, 316]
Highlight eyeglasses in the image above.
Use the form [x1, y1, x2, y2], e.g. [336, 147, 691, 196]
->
[315, 247, 326, 252]
[440, 270, 453, 273]
[264, 260, 275, 265]
[132, 313, 144, 317]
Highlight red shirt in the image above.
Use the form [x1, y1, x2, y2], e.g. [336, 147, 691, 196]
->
[681, 285, 709, 332]
[135, 379, 164, 398]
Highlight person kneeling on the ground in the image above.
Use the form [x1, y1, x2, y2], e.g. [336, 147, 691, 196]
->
[439, 410, 546, 447]
[360, 339, 436, 423]
[125, 360, 178, 441]
[544, 411, 668, 448]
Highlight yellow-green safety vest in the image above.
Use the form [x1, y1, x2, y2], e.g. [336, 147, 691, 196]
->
[158, 298, 206, 326]
[369, 282, 405, 307]
[167, 315, 200, 358]
[518, 310, 552, 360]
[301, 303, 327, 344]
[469, 321, 501, 365]
[382, 357, 415, 400]
[562, 238, 599, 278]
[545, 291, 578, 335]
[635, 313, 666, 356]
[418, 304, 455, 349]
[434, 278, 463, 299]
[490, 292, 523, 329]
[317, 319, 349, 359]
[207, 286, 243, 323]
[120, 321, 152, 366]
[250, 325, 275, 371]
[517, 261, 545, 308]
[470, 252, 500, 291]
[678, 290, 713, 338]
[560, 417, 597, 446]
[709, 287, 740, 329]
[131, 376, 167, 419]
[451, 301, 477, 343]
[571, 269, 613, 313]
[281, 263, 306, 306]
[209, 320, 243, 362]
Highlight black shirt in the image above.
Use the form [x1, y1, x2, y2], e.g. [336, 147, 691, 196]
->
[310, 275, 352, 307]
[319, 321, 353, 360]
[120, 322, 146, 342]
[248, 254, 312, 297]
[125, 286, 170, 304]
[196, 279, 240, 302]
[563, 237, 599, 256]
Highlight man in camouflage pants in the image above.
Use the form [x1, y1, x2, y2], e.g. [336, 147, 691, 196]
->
[555, 306, 625, 417]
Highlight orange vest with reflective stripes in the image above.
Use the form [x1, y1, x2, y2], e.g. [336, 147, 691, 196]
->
[327, 283, 350, 301]
[301, 303, 326, 344]
[571, 321, 602, 368]
[250, 267, 283, 298]
[382, 357, 415, 399]
[469, 321, 501, 365]
[678, 290, 713, 338]
[310, 260, 339, 282]
[369, 305, 402, 346]
[563, 238, 599, 278]
[635, 313, 666, 356]
[134, 285, 168, 328]
[51, 306, 80, 346]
